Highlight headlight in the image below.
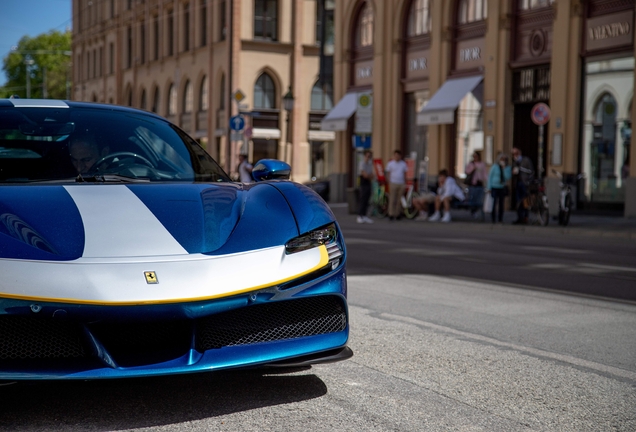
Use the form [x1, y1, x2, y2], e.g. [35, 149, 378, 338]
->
[285, 223, 337, 254]
[285, 223, 344, 275]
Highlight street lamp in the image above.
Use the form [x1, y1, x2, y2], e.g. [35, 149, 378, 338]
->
[283, 87, 294, 165]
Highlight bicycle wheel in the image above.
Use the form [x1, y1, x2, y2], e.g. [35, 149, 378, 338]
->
[560, 193, 572, 226]
[403, 191, 420, 219]
[536, 194, 549, 226]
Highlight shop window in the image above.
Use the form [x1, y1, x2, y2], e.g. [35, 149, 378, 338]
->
[200, 76, 208, 111]
[356, 2, 374, 47]
[152, 87, 160, 113]
[168, 83, 177, 115]
[254, 0, 278, 41]
[310, 81, 333, 111]
[184, 80, 193, 113]
[254, 73, 276, 109]
[457, 0, 487, 25]
[407, 0, 431, 37]
[518, 0, 553, 10]
[140, 89, 147, 110]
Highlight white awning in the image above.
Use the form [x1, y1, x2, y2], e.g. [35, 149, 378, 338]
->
[417, 76, 483, 125]
[308, 130, 336, 141]
[320, 92, 357, 131]
[252, 128, 281, 140]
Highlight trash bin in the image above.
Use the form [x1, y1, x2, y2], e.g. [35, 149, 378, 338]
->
[347, 187, 359, 215]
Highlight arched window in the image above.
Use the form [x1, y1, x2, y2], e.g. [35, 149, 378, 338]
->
[594, 93, 617, 126]
[356, 2, 374, 47]
[518, 0, 553, 10]
[310, 81, 333, 111]
[407, 0, 431, 37]
[254, 73, 276, 109]
[140, 89, 147, 110]
[183, 80, 193, 113]
[199, 76, 208, 111]
[457, 0, 487, 25]
[168, 83, 177, 115]
[152, 87, 160, 113]
[125, 87, 133, 106]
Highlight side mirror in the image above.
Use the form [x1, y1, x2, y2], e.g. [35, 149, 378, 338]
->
[252, 159, 291, 182]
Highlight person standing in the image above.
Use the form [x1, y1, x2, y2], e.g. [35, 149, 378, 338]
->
[384, 150, 408, 221]
[357, 150, 375, 224]
[488, 154, 512, 224]
[511, 147, 534, 224]
[464, 151, 488, 187]
[238, 154, 253, 183]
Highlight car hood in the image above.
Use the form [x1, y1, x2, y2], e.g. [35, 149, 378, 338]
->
[0, 183, 300, 261]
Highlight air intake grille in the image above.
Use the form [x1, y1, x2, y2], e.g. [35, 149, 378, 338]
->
[196, 296, 346, 351]
[0, 316, 85, 360]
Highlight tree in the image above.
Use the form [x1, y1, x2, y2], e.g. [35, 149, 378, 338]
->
[1, 30, 71, 99]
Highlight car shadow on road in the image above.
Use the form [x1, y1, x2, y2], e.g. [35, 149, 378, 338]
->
[0, 369, 327, 430]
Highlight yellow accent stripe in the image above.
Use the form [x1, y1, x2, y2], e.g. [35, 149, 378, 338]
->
[0, 245, 331, 306]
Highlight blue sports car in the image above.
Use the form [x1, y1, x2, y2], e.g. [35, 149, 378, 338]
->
[0, 99, 351, 380]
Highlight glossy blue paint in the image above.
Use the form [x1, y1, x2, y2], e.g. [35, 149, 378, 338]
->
[0, 186, 84, 260]
[0, 266, 348, 380]
[252, 159, 292, 182]
[268, 182, 336, 235]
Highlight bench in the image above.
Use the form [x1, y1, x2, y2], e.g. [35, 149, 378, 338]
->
[451, 186, 485, 221]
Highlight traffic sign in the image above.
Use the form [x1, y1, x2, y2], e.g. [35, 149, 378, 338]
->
[230, 115, 245, 131]
[244, 126, 253, 139]
[531, 103, 551, 126]
[232, 90, 246, 104]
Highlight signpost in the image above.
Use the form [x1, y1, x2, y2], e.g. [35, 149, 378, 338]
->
[531, 102, 550, 177]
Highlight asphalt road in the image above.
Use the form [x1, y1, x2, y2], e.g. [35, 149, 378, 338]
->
[336, 207, 636, 302]
[1, 210, 635, 431]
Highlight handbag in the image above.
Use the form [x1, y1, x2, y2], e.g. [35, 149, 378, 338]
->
[483, 193, 494, 213]
[463, 170, 474, 185]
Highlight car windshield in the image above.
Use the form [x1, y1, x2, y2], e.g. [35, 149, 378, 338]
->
[0, 105, 231, 183]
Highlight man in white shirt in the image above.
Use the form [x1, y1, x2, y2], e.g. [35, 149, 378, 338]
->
[428, 169, 465, 223]
[238, 154, 253, 183]
[384, 150, 408, 220]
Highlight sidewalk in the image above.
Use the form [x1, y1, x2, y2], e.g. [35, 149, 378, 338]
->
[329, 203, 636, 241]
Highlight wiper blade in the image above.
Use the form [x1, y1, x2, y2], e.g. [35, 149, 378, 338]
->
[75, 174, 149, 183]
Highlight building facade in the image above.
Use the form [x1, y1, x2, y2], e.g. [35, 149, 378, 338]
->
[325, 0, 635, 216]
[72, 0, 335, 182]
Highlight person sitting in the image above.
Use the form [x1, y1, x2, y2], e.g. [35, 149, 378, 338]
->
[69, 133, 109, 175]
[428, 169, 465, 223]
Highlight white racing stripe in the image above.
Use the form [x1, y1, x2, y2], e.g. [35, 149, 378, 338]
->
[64, 185, 188, 258]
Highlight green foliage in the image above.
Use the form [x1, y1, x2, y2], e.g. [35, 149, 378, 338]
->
[1, 30, 71, 99]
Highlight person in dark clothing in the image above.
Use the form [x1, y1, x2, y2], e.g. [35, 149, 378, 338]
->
[512, 147, 535, 224]
[357, 150, 375, 224]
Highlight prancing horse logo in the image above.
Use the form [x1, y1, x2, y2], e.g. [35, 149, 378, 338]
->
[144, 271, 158, 284]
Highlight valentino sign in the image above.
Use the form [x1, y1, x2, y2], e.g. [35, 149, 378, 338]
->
[588, 21, 631, 40]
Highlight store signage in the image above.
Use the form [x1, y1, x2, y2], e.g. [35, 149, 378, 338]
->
[354, 60, 374, 86]
[586, 10, 634, 52]
[405, 49, 430, 81]
[455, 38, 485, 71]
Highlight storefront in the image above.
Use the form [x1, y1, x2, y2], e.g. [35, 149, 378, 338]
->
[580, 1, 634, 209]
[418, 0, 487, 178]
[402, 0, 431, 185]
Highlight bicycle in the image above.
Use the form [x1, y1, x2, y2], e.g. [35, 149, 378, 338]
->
[524, 179, 549, 226]
[401, 182, 420, 219]
[369, 180, 389, 218]
[553, 170, 584, 226]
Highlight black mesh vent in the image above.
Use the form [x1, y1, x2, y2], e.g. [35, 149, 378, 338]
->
[0, 316, 85, 360]
[89, 320, 192, 367]
[195, 296, 347, 351]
